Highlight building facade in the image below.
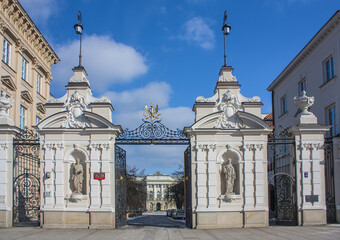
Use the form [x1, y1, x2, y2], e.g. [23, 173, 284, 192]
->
[0, 0, 59, 129]
[268, 11, 340, 223]
[144, 172, 177, 211]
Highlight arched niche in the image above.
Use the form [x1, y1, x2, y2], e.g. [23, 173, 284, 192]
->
[64, 145, 89, 199]
[217, 148, 242, 198]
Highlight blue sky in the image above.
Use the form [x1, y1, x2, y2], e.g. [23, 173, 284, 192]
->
[20, 0, 339, 175]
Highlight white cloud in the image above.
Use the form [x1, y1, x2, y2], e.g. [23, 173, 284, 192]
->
[19, 0, 58, 22]
[52, 35, 148, 93]
[104, 82, 194, 175]
[179, 17, 215, 50]
[103, 82, 171, 113]
[103, 81, 194, 129]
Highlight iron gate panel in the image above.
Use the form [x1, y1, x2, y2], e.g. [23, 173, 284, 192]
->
[13, 128, 40, 226]
[267, 127, 297, 226]
[116, 112, 189, 145]
[275, 174, 296, 225]
[184, 145, 192, 228]
[324, 138, 336, 223]
[115, 145, 127, 228]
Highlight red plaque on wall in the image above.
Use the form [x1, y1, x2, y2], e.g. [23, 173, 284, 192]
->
[94, 172, 105, 180]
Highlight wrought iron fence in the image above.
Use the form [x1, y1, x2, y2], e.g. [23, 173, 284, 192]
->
[13, 127, 40, 226]
[324, 137, 336, 223]
[115, 145, 127, 228]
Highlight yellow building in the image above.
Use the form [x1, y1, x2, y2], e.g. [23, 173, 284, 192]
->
[0, 0, 59, 128]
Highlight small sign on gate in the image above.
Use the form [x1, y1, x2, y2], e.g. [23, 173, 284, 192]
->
[304, 172, 308, 178]
[305, 195, 319, 203]
[94, 172, 105, 180]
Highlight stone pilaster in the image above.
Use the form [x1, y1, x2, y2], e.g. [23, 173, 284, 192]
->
[54, 143, 64, 209]
[243, 143, 255, 210]
[89, 143, 100, 209]
[207, 144, 217, 208]
[0, 125, 18, 227]
[196, 144, 208, 209]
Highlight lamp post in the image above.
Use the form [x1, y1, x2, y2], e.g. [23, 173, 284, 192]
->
[74, 11, 83, 67]
[222, 11, 231, 67]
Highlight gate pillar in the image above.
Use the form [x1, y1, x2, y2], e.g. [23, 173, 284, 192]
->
[184, 66, 273, 229]
[0, 94, 18, 227]
[288, 93, 329, 226]
[37, 67, 122, 229]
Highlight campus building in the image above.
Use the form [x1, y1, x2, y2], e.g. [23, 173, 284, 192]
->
[267, 11, 340, 223]
[0, 0, 59, 129]
[144, 172, 177, 211]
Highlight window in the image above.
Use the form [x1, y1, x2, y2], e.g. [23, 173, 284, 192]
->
[326, 104, 337, 137]
[324, 56, 335, 82]
[20, 105, 26, 129]
[298, 79, 307, 96]
[280, 95, 287, 116]
[2, 38, 10, 65]
[21, 57, 28, 81]
[37, 73, 42, 94]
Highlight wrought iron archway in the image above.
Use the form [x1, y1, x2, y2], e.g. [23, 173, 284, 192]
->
[115, 103, 191, 228]
[116, 119, 189, 145]
[117, 103, 189, 145]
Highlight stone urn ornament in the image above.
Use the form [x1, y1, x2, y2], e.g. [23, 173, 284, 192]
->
[0, 93, 14, 117]
[294, 91, 314, 115]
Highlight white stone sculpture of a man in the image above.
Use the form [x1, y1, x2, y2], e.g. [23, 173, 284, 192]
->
[223, 158, 236, 195]
[72, 158, 84, 194]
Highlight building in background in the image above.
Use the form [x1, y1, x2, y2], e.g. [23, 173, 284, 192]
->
[0, 0, 59, 129]
[267, 10, 340, 223]
[144, 172, 177, 211]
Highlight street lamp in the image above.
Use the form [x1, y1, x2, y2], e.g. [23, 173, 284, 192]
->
[222, 11, 231, 66]
[74, 11, 83, 67]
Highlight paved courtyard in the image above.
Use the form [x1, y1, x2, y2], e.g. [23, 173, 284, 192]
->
[1, 225, 340, 240]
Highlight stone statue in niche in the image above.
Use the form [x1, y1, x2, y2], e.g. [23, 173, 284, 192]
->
[222, 158, 236, 195]
[72, 158, 84, 194]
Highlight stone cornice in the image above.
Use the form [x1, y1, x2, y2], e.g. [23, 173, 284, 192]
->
[0, 0, 60, 70]
[268, 10, 340, 91]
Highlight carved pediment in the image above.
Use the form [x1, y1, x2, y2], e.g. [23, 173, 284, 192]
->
[1, 75, 17, 91]
[36, 103, 46, 114]
[190, 111, 272, 131]
[21, 90, 33, 103]
[38, 111, 116, 130]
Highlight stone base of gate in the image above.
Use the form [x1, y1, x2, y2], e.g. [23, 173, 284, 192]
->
[0, 210, 11, 227]
[298, 209, 326, 226]
[196, 210, 268, 229]
[41, 211, 115, 229]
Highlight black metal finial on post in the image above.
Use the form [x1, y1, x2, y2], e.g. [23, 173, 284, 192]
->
[222, 11, 231, 67]
[74, 11, 83, 67]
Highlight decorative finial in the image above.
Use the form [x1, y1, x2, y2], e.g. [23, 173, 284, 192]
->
[74, 11, 83, 67]
[222, 10, 231, 66]
[143, 103, 161, 122]
[294, 91, 315, 115]
[0, 93, 14, 117]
